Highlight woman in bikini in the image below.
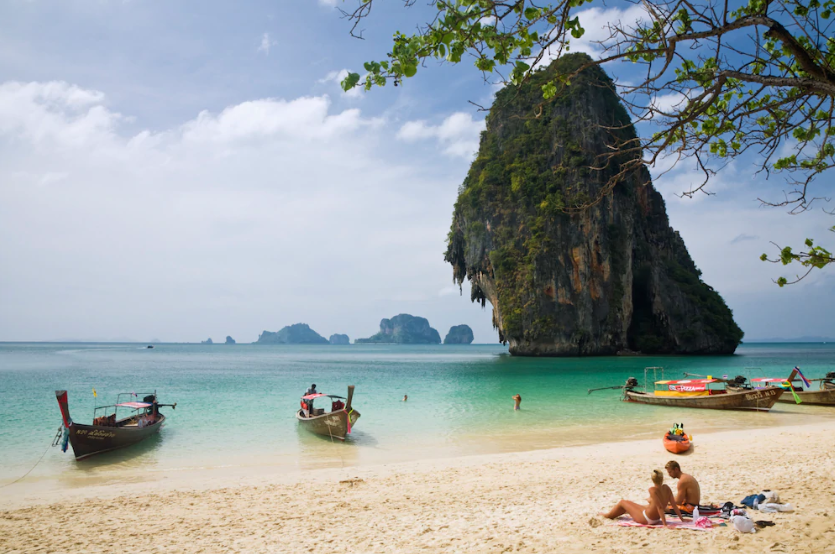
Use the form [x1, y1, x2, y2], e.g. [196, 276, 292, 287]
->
[600, 469, 684, 526]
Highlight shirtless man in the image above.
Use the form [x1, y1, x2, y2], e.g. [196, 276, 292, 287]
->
[665, 461, 701, 510]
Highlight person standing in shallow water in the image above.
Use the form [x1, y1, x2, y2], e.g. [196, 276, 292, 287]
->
[512, 394, 522, 410]
[402, 394, 408, 402]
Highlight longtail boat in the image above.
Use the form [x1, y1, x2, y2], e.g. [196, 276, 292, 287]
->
[748, 372, 835, 406]
[296, 385, 360, 441]
[55, 390, 176, 460]
[589, 367, 783, 411]
[623, 378, 783, 411]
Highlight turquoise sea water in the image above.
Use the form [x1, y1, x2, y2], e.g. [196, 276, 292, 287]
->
[1, 342, 833, 486]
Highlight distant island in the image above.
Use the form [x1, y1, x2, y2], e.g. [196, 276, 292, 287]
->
[201, 338, 213, 344]
[356, 314, 441, 344]
[255, 324, 329, 345]
[329, 334, 350, 345]
[444, 325, 474, 344]
[225, 336, 236, 345]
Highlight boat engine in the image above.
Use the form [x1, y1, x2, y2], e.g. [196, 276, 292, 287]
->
[625, 377, 639, 389]
[730, 375, 750, 388]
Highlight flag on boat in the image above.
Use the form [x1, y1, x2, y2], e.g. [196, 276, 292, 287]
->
[92, 388, 97, 398]
[794, 366, 811, 389]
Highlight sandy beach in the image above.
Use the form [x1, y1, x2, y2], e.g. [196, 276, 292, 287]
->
[2, 420, 834, 553]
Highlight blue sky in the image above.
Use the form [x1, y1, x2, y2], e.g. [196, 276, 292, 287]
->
[0, 0, 833, 343]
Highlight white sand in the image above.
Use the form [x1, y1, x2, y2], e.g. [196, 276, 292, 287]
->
[2, 421, 834, 553]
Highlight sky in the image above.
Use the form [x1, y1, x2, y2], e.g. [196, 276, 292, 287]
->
[0, 0, 833, 343]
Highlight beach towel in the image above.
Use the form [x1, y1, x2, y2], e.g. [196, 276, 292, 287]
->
[614, 515, 726, 531]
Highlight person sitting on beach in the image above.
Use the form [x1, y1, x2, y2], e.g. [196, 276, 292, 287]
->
[600, 469, 684, 526]
[665, 461, 701, 510]
[512, 394, 522, 410]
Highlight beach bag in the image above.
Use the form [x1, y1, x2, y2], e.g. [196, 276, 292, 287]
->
[731, 516, 756, 533]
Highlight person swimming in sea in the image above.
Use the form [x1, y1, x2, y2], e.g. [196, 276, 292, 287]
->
[512, 394, 521, 410]
[402, 394, 408, 402]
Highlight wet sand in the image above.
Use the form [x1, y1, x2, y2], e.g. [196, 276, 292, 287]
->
[2, 421, 833, 553]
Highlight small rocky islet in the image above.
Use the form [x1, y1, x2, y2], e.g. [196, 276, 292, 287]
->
[444, 325, 474, 344]
[355, 314, 441, 344]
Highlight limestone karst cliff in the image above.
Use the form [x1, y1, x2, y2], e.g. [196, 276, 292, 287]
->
[444, 54, 743, 356]
[255, 324, 329, 345]
[356, 314, 442, 344]
[444, 325, 474, 344]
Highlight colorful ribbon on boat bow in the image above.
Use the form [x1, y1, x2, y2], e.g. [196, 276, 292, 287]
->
[345, 409, 354, 434]
[783, 381, 802, 404]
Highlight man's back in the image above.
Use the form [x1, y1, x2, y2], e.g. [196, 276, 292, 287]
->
[677, 473, 701, 506]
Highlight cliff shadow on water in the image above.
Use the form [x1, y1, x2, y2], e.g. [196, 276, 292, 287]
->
[445, 53, 743, 357]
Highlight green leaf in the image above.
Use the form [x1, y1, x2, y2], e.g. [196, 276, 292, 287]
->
[403, 63, 417, 78]
[340, 72, 361, 91]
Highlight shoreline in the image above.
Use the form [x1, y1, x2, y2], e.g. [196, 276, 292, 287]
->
[3, 415, 834, 511]
[1, 420, 833, 551]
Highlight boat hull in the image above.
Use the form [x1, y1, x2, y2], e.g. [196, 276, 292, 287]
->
[68, 415, 165, 460]
[776, 387, 835, 406]
[625, 387, 783, 411]
[296, 409, 360, 440]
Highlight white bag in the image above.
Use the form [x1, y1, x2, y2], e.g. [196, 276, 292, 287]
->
[731, 515, 756, 533]
[762, 490, 780, 502]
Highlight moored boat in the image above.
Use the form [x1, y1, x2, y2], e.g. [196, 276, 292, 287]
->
[55, 390, 176, 460]
[624, 377, 783, 411]
[749, 372, 835, 406]
[296, 385, 360, 441]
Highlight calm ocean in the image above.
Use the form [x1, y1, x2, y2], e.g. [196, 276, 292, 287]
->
[1, 342, 833, 485]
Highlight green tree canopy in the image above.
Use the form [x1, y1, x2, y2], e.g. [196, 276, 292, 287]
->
[336, 0, 835, 284]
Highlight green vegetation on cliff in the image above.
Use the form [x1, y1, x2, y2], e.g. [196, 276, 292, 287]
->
[445, 54, 743, 356]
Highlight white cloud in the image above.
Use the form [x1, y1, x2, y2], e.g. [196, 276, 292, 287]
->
[0, 79, 487, 343]
[320, 69, 364, 99]
[318, 0, 339, 6]
[397, 112, 485, 159]
[257, 33, 276, 55]
[536, 4, 648, 62]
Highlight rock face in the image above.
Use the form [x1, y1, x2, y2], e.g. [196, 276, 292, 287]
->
[225, 336, 236, 345]
[329, 334, 350, 345]
[445, 54, 743, 356]
[444, 325, 475, 344]
[201, 338, 213, 345]
[255, 324, 329, 345]
[356, 314, 442, 344]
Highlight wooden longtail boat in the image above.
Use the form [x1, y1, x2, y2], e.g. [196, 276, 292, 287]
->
[623, 379, 783, 411]
[296, 385, 360, 441]
[749, 373, 835, 406]
[602, 367, 785, 411]
[55, 390, 176, 460]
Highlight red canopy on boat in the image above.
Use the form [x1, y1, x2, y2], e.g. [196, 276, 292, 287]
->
[751, 378, 789, 383]
[115, 402, 152, 409]
[301, 393, 328, 400]
[656, 379, 718, 385]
